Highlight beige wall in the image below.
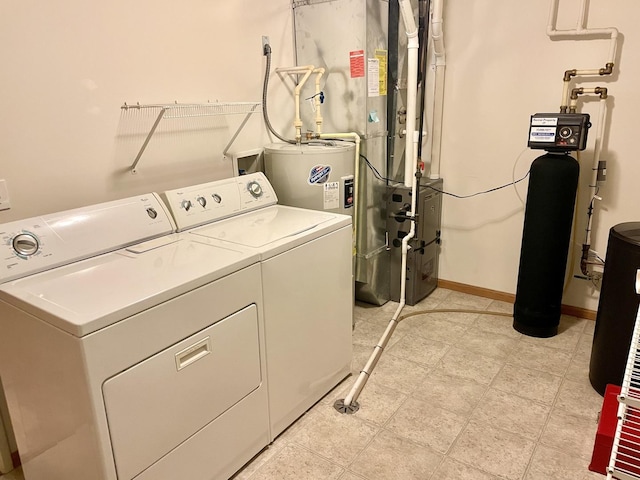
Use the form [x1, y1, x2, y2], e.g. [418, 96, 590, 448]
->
[1, 0, 638, 314]
[0, 0, 295, 222]
[436, 0, 640, 311]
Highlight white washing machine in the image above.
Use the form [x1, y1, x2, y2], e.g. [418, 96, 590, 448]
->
[0, 194, 269, 480]
[162, 172, 353, 439]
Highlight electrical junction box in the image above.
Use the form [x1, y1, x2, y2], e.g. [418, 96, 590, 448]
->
[528, 113, 591, 152]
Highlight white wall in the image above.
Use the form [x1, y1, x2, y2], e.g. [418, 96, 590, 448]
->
[437, 0, 640, 311]
[0, 0, 295, 223]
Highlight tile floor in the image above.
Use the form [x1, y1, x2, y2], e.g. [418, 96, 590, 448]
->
[1, 288, 607, 480]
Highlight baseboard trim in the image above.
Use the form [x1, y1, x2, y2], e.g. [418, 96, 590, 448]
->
[437, 279, 596, 321]
[11, 450, 20, 468]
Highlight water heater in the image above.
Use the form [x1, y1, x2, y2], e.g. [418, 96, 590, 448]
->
[264, 142, 355, 216]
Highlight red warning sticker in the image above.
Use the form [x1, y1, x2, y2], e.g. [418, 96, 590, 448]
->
[350, 50, 365, 78]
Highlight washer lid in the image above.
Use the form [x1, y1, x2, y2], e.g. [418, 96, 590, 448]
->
[0, 236, 258, 337]
[190, 205, 351, 257]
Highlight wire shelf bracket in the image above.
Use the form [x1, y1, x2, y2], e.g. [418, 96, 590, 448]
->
[121, 101, 262, 173]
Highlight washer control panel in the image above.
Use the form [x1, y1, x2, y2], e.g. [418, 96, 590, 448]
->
[0, 194, 174, 283]
[161, 172, 278, 231]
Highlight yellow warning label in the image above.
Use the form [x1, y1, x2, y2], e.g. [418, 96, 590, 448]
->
[375, 49, 387, 96]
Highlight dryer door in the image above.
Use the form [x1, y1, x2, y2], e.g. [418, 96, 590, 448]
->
[102, 304, 261, 480]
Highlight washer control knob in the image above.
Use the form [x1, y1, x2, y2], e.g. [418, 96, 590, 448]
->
[248, 181, 263, 198]
[197, 196, 207, 208]
[12, 233, 39, 257]
[146, 207, 158, 219]
[212, 194, 222, 204]
[181, 199, 193, 211]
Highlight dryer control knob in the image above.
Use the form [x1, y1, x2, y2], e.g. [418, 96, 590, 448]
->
[197, 196, 207, 208]
[248, 181, 263, 198]
[181, 199, 193, 211]
[12, 232, 39, 257]
[212, 194, 222, 203]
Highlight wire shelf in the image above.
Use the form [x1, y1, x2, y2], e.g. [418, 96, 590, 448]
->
[608, 271, 640, 479]
[121, 101, 262, 173]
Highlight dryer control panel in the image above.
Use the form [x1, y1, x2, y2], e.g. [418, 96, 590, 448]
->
[162, 172, 278, 231]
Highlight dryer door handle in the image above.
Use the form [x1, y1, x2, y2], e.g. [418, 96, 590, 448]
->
[175, 337, 212, 371]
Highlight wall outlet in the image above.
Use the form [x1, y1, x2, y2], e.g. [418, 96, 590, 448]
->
[0, 179, 11, 211]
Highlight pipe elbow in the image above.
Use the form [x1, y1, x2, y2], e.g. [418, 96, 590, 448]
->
[570, 87, 584, 100]
[595, 87, 608, 99]
[563, 69, 577, 82]
[600, 63, 614, 75]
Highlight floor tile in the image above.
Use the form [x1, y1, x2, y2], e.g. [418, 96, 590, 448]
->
[539, 409, 599, 460]
[243, 443, 344, 480]
[412, 370, 488, 415]
[554, 378, 605, 422]
[436, 347, 504, 385]
[492, 363, 562, 405]
[456, 327, 519, 360]
[337, 472, 368, 480]
[449, 420, 536, 480]
[327, 380, 408, 427]
[471, 388, 551, 440]
[368, 352, 431, 395]
[233, 440, 289, 480]
[386, 334, 450, 367]
[525, 444, 600, 480]
[349, 429, 442, 480]
[486, 299, 514, 314]
[422, 306, 481, 326]
[396, 314, 470, 344]
[385, 396, 468, 453]
[0, 469, 23, 480]
[506, 340, 573, 376]
[286, 405, 378, 467]
[433, 457, 499, 480]
[473, 313, 521, 339]
[566, 334, 596, 383]
[520, 315, 585, 352]
[352, 318, 402, 350]
[583, 319, 596, 336]
[441, 291, 494, 309]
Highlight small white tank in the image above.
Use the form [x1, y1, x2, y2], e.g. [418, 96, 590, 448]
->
[264, 142, 356, 216]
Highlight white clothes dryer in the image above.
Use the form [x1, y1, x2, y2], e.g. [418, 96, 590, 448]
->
[0, 194, 269, 480]
[162, 172, 353, 440]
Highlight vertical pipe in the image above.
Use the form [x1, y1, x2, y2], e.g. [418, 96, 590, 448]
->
[428, 0, 446, 179]
[400, 0, 419, 188]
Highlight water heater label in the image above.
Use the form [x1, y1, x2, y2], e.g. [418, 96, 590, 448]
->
[529, 127, 556, 142]
[308, 165, 331, 185]
[323, 182, 339, 210]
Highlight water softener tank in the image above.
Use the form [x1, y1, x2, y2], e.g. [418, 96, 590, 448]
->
[264, 143, 355, 216]
[513, 152, 580, 337]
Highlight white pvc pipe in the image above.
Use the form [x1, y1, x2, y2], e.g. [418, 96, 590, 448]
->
[318, 133, 360, 254]
[313, 68, 325, 134]
[547, 0, 618, 108]
[276, 65, 316, 142]
[400, 0, 419, 188]
[341, 0, 420, 410]
[429, 0, 446, 180]
[585, 97, 607, 246]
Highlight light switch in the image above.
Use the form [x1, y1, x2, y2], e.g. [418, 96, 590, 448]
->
[0, 179, 11, 211]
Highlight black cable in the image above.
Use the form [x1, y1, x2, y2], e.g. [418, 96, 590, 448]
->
[360, 153, 531, 198]
[425, 171, 531, 198]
